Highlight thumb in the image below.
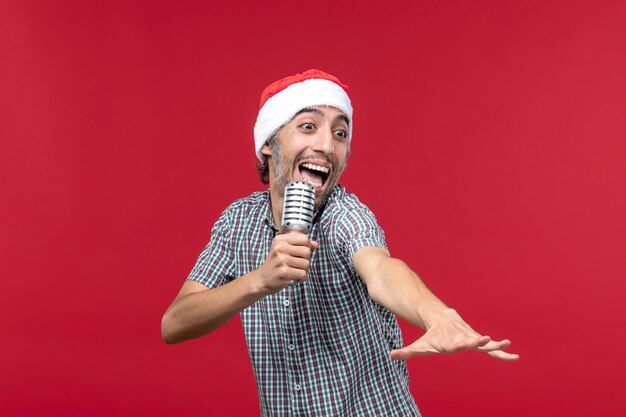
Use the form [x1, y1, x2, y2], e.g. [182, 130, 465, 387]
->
[389, 338, 437, 361]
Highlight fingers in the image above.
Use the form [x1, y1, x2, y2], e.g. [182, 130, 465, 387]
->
[272, 254, 310, 283]
[272, 235, 315, 257]
[282, 265, 309, 282]
[475, 338, 511, 352]
[430, 335, 491, 355]
[451, 336, 519, 361]
[390, 349, 418, 361]
[389, 333, 453, 361]
[261, 235, 319, 287]
[390, 335, 520, 362]
[487, 350, 520, 361]
[478, 339, 520, 361]
[277, 233, 317, 247]
[388, 335, 489, 360]
[274, 235, 318, 255]
[390, 345, 434, 361]
[459, 335, 492, 351]
[391, 344, 520, 362]
[282, 245, 314, 260]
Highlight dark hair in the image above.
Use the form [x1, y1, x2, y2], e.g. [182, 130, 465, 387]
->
[255, 133, 279, 184]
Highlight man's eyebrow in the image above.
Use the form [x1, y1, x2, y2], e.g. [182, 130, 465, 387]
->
[291, 107, 350, 126]
[293, 107, 324, 118]
[335, 114, 350, 127]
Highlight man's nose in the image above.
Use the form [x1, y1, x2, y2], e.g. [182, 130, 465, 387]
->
[311, 128, 334, 155]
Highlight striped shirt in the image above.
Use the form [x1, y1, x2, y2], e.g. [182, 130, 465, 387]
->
[188, 185, 421, 416]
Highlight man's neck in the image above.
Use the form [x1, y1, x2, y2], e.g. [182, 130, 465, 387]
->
[268, 184, 284, 232]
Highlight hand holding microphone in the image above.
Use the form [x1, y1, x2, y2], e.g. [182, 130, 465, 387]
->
[256, 182, 317, 293]
[281, 181, 316, 286]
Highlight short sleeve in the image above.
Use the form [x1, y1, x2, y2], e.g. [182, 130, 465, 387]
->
[186, 213, 236, 288]
[336, 203, 388, 266]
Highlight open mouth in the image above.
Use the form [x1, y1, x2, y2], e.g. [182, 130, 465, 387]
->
[298, 162, 330, 189]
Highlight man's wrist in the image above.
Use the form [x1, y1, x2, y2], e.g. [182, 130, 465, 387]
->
[419, 306, 458, 329]
[241, 270, 272, 301]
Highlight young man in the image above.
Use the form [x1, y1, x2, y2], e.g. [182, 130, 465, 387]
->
[161, 69, 518, 416]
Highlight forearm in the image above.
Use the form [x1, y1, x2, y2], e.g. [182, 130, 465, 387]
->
[162, 233, 316, 344]
[161, 272, 266, 344]
[355, 248, 519, 361]
[358, 250, 451, 329]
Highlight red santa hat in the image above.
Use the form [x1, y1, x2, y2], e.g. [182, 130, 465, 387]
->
[254, 69, 353, 161]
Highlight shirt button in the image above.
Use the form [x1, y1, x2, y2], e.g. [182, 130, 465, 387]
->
[288, 344, 295, 351]
[294, 384, 301, 391]
[283, 299, 290, 307]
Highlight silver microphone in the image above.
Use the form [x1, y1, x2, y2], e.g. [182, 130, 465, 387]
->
[281, 181, 315, 287]
[281, 181, 315, 234]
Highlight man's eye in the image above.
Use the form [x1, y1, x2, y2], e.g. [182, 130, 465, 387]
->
[335, 130, 347, 139]
[301, 123, 314, 130]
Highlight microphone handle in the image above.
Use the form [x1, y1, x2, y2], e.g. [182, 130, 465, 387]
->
[281, 181, 315, 286]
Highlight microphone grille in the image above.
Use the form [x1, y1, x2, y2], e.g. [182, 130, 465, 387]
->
[281, 181, 315, 234]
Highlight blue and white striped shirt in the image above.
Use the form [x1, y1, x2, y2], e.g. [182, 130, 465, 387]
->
[188, 185, 421, 416]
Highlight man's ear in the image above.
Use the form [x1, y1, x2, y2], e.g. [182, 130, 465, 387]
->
[261, 143, 272, 157]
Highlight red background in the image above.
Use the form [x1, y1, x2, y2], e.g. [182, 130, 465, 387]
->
[1, 0, 625, 416]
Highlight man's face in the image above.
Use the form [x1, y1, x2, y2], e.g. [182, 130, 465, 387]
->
[262, 106, 350, 207]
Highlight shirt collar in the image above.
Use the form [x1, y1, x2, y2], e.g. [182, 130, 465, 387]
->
[262, 185, 343, 232]
[262, 189, 278, 233]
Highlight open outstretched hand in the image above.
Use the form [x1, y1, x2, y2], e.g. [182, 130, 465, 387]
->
[390, 309, 519, 362]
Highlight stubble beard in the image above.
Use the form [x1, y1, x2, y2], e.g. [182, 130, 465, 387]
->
[270, 142, 347, 210]
[271, 142, 290, 199]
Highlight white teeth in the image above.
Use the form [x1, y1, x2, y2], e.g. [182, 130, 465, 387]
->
[300, 163, 329, 173]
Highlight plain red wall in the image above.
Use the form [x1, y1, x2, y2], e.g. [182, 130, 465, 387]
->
[1, 0, 625, 416]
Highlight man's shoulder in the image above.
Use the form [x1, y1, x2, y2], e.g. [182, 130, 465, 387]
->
[228, 190, 269, 208]
[327, 185, 372, 212]
[219, 190, 269, 221]
[321, 185, 381, 227]
[320, 186, 387, 250]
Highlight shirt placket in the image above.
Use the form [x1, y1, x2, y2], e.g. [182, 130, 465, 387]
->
[279, 282, 306, 416]
[284, 221, 322, 416]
